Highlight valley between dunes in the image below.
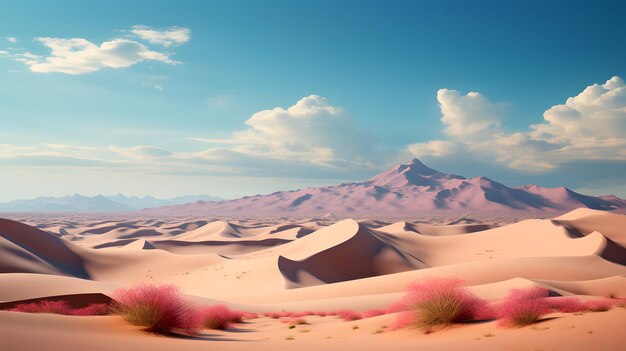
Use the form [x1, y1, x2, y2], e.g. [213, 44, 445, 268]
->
[1, 208, 625, 350]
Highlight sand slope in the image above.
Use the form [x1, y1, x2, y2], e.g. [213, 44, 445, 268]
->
[0, 208, 625, 350]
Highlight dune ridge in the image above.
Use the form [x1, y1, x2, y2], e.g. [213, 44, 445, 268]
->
[1, 208, 625, 350]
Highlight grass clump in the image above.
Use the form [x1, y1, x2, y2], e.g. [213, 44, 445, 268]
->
[10, 300, 109, 316]
[497, 287, 550, 327]
[112, 284, 200, 335]
[392, 277, 491, 332]
[199, 304, 245, 330]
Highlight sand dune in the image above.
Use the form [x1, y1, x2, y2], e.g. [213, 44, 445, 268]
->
[1, 208, 625, 350]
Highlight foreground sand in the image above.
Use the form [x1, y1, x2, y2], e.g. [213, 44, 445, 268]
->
[2, 308, 625, 351]
[1, 208, 625, 350]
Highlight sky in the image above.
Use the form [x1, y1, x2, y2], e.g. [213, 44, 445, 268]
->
[0, 0, 625, 201]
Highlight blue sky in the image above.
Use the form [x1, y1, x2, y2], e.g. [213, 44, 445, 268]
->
[0, 0, 625, 201]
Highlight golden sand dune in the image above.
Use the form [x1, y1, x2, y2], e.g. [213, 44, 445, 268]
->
[1, 208, 625, 350]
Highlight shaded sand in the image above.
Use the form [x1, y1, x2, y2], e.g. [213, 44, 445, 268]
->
[1, 208, 625, 350]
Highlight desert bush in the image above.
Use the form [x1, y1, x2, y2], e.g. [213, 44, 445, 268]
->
[333, 309, 362, 321]
[362, 309, 386, 318]
[10, 300, 109, 316]
[11, 300, 72, 315]
[199, 305, 246, 330]
[72, 303, 110, 316]
[112, 284, 200, 335]
[497, 287, 550, 327]
[547, 296, 587, 313]
[584, 299, 613, 312]
[393, 277, 491, 331]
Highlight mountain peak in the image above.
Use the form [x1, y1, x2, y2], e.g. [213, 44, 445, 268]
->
[401, 158, 439, 176]
[369, 158, 457, 187]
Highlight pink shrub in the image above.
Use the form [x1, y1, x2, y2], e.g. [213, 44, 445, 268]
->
[10, 300, 109, 316]
[333, 309, 362, 321]
[199, 305, 242, 330]
[362, 309, 386, 318]
[392, 277, 491, 331]
[547, 297, 587, 313]
[390, 311, 416, 331]
[72, 303, 110, 316]
[497, 287, 551, 327]
[314, 311, 328, 317]
[112, 284, 201, 335]
[584, 299, 613, 312]
[11, 300, 72, 315]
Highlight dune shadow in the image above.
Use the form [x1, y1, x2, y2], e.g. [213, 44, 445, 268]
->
[168, 331, 253, 342]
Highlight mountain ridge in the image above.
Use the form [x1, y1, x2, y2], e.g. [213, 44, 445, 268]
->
[0, 194, 223, 213]
[141, 159, 626, 216]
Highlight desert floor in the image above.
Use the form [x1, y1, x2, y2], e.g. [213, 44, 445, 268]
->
[1, 208, 625, 350]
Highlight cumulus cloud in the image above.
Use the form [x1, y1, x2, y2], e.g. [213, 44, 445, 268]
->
[191, 95, 378, 170]
[409, 76, 626, 171]
[6, 37, 17, 43]
[437, 88, 502, 140]
[0, 95, 385, 179]
[18, 37, 178, 74]
[4, 26, 189, 74]
[131, 25, 191, 47]
[408, 140, 457, 158]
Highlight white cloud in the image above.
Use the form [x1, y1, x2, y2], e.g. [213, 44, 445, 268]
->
[408, 140, 457, 158]
[109, 146, 173, 160]
[191, 95, 377, 169]
[6, 37, 17, 43]
[18, 37, 178, 74]
[3, 26, 190, 74]
[131, 25, 190, 47]
[409, 76, 626, 171]
[437, 88, 502, 140]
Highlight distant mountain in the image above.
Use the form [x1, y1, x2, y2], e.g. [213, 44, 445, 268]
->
[0, 194, 223, 213]
[104, 194, 223, 210]
[142, 159, 626, 216]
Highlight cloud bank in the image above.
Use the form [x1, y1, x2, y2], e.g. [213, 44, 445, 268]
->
[0, 96, 381, 178]
[409, 76, 626, 171]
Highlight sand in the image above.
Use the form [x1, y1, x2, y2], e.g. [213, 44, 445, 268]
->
[1, 208, 625, 350]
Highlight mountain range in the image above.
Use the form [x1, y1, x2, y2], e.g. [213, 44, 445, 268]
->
[142, 159, 626, 217]
[0, 194, 223, 213]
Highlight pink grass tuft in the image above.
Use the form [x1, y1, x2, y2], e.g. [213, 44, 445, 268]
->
[392, 277, 491, 331]
[112, 284, 201, 335]
[497, 287, 551, 327]
[362, 309, 386, 318]
[584, 299, 614, 312]
[10, 300, 110, 316]
[333, 309, 362, 321]
[199, 305, 244, 330]
[547, 296, 587, 313]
